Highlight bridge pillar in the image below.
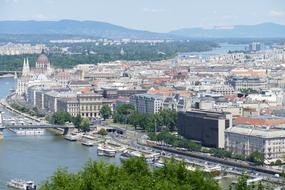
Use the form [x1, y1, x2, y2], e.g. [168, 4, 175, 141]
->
[0, 111, 4, 139]
[0, 128, 4, 139]
[63, 128, 69, 135]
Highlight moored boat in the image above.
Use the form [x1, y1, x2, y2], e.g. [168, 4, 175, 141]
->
[7, 179, 37, 190]
[119, 150, 142, 161]
[9, 128, 45, 136]
[64, 134, 80, 141]
[97, 144, 116, 157]
[82, 140, 94, 146]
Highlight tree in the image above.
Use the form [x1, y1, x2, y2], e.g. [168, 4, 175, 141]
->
[72, 115, 82, 129]
[98, 128, 107, 136]
[248, 151, 264, 165]
[80, 118, 90, 132]
[47, 112, 72, 125]
[40, 157, 221, 190]
[275, 159, 282, 166]
[235, 174, 249, 190]
[113, 104, 134, 123]
[100, 105, 112, 120]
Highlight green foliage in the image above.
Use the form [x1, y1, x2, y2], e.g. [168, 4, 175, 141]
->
[113, 104, 177, 132]
[47, 112, 72, 125]
[275, 159, 282, 166]
[240, 88, 258, 94]
[206, 148, 261, 164]
[113, 104, 135, 123]
[40, 157, 221, 190]
[233, 174, 267, 190]
[149, 131, 202, 151]
[100, 105, 112, 120]
[71, 114, 82, 129]
[210, 148, 232, 158]
[10, 103, 45, 117]
[80, 118, 90, 132]
[235, 174, 249, 190]
[247, 151, 264, 165]
[47, 112, 90, 132]
[0, 41, 217, 71]
[98, 128, 107, 136]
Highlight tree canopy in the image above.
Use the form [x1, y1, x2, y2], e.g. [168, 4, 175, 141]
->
[47, 112, 90, 132]
[100, 105, 112, 120]
[113, 104, 177, 132]
[40, 157, 221, 190]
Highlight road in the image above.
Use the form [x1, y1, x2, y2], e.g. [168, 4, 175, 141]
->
[107, 124, 285, 186]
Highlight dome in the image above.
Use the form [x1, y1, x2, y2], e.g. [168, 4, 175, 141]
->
[36, 50, 50, 69]
[37, 53, 49, 65]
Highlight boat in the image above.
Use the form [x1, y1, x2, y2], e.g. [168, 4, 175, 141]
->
[82, 134, 95, 140]
[120, 150, 142, 161]
[81, 140, 94, 146]
[64, 134, 80, 141]
[152, 161, 165, 168]
[7, 179, 37, 190]
[97, 145, 116, 157]
[9, 128, 45, 136]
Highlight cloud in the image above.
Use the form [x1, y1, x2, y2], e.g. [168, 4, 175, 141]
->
[142, 8, 166, 13]
[269, 10, 285, 17]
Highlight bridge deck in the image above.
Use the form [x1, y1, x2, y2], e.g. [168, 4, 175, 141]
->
[4, 124, 74, 129]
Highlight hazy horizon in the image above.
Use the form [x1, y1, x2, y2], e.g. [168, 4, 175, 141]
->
[1, 0, 285, 32]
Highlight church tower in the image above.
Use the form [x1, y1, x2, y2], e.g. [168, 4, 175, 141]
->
[22, 58, 30, 76]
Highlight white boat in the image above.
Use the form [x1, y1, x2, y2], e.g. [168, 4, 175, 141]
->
[7, 179, 37, 190]
[82, 140, 94, 146]
[152, 161, 165, 168]
[97, 145, 116, 157]
[64, 134, 80, 141]
[10, 128, 45, 136]
[82, 134, 95, 140]
[120, 150, 142, 161]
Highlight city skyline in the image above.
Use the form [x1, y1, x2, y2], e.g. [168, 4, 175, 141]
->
[0, 0, 284, 32]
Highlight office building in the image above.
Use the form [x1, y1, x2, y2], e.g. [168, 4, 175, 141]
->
[177, 110, 232, 148]
[225, 124, 285, 163]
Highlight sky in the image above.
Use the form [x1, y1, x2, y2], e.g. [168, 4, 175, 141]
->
[0, 0, 285, 32]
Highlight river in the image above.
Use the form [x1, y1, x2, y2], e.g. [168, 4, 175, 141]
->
[0, 77, 120, 189]
[178, 42, 247, 58]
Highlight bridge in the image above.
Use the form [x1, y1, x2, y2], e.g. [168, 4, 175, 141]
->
[0, 121, 75, 138]
[0, 71, 21, 75]
[3, 123, 74, 134]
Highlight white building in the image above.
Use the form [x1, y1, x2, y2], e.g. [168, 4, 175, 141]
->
[225, 124, 285, 163]
[16, 50, 54, 96]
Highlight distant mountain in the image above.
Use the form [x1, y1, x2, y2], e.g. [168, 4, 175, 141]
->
[0, 20, 175, 40]
[170, 23, 285, 38]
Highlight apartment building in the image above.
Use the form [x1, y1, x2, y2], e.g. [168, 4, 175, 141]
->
[130, 94, 162, 114]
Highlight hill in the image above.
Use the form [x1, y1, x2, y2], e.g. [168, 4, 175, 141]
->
[170, 23, 285, 38]
[0, 20, 174, 40]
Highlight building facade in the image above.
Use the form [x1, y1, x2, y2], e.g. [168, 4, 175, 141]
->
[225, 124, 285, 163]
[130, 94, 162, 114]
[177, 110, 232, 148]
[228, 77, 267, 91]
[57, 93, 112, 118]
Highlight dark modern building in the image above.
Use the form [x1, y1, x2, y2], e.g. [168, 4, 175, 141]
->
[177, 110, 232, 148]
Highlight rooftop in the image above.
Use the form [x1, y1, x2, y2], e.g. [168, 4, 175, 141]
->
[226, 124, 285, 139]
